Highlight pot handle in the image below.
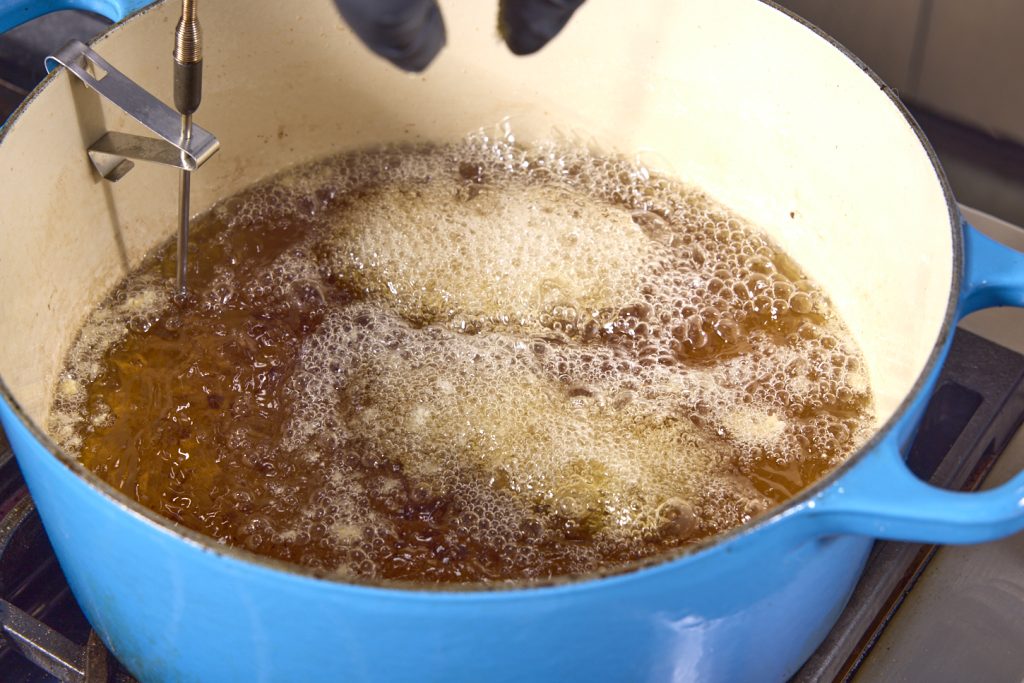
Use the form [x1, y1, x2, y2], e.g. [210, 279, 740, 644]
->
[806, 221, 1024, 544]
[0, 0, 151, 34]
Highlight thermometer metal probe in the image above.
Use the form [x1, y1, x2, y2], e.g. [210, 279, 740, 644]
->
[173, 0, 202, 294]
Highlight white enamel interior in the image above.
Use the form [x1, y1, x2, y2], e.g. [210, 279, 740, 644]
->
[0, 0, 953, 442]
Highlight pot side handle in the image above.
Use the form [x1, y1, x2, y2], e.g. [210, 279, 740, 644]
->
[806, 221, 1024, 544]
[0, 0, 151, 34]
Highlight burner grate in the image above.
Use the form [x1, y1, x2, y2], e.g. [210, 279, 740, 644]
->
[0, 456, 133, 682]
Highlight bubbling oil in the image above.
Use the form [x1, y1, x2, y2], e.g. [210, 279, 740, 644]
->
[48, 137, 875, 585]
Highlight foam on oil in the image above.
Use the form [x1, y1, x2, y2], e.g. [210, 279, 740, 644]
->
[48, 136, 875, 584]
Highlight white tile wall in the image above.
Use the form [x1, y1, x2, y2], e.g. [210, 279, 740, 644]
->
[915, 0, 1024, 143]
[778, 0, 1024, 145]
[779, 0, 922, 91]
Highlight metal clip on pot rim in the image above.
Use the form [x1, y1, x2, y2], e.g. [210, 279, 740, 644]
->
[44, 39, 219, 182]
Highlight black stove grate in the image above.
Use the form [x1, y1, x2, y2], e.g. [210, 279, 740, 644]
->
[0, 458, 134, 682]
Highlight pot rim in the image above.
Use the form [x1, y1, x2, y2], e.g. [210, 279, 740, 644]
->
[0, 0, 962, 596]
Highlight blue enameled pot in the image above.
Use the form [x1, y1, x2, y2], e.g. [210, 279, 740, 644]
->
[0, 0, 1023, 681]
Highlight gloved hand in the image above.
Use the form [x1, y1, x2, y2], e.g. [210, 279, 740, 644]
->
[332, 0, 586, 72]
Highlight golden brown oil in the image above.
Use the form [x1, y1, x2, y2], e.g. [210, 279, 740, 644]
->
[49, 139, 874, 585]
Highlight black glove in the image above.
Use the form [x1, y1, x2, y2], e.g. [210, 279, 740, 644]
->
[332, 0, 586, 72]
